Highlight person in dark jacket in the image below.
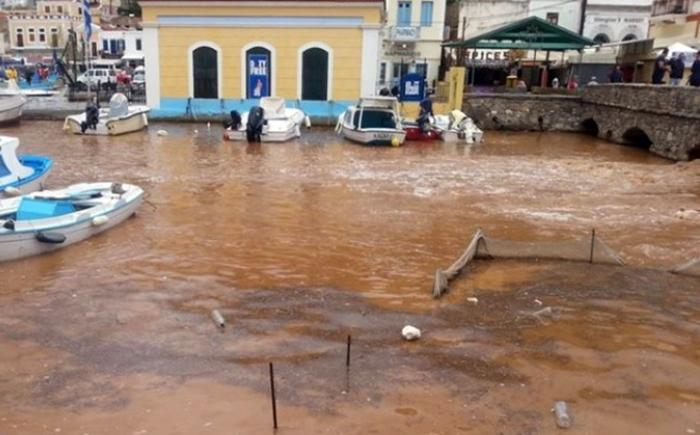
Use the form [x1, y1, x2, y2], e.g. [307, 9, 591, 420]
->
[609, 64, 624, 83]
[652, 48, 669, 84]
[417, 96, 434, 132]
[669, 54, 685, 85]
[690, 52, 700, 87]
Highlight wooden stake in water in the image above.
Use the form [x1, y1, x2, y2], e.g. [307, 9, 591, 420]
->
[269, 362, 278, 429]
[589, 228, 596, 264]
[346, 335, 352, 367]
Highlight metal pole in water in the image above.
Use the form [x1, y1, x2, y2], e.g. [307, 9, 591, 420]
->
[269, 362, 278, 429]
[346, 335, 352, 367]
[589, 228, 596, 264]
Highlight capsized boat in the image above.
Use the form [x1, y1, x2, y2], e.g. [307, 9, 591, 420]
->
[336, 97, 406, 146]
[224, 97, 310, 142]
[0, 136, 52, 198]
[0, 182, 143, 262]
[434, 110, 484, 144]
[0, 80, 26, 124]
[63, 93, 150, 136]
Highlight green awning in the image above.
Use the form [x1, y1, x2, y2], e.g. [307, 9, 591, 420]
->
[443, 16, 595, 51]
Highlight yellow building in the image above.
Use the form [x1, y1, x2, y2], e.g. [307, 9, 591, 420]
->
[649, 0, 700, 48]
[140, 0, 385, 119]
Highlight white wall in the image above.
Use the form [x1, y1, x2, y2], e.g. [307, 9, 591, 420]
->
[458, 0, 529, 38]
[529, 0, 582, 33]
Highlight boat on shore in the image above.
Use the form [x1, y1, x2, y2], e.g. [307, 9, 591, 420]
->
[0, 80, 26, 124]
[0, 136, 52, 199]
[336, 97, 406, 146]
[0, 182, 143, 262]
[224, 97, 310, 142]
[63, 93, 150, 136]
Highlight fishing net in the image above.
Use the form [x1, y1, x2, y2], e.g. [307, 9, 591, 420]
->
[433, 229, 625, 298]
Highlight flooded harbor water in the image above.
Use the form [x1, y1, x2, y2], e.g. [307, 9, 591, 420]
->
[0, 121, 698, 434]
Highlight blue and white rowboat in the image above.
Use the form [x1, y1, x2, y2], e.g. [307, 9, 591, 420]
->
[0, 182, 143, 262]
[0, 136, 52, 198]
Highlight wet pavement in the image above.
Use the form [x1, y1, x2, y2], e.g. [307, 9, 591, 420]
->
[0, 122, 698, 434]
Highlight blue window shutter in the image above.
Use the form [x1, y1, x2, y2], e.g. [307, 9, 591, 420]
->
[420, 1, 433, 26]
[398, 1, 412, 26]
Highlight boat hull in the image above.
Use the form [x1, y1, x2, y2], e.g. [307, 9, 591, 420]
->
[0, 184, 143, 262]
[0, 96, 25, 125]
[0, 155, 53, 199]
[64, 107, 150, 136]
[404, 125, 441, 141]
[340, 125, 406, 146]
[224, 125, 301, 142]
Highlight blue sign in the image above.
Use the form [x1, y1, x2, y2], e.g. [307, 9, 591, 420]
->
[400, 73, 425, 102]
[247, 54, 270, 99]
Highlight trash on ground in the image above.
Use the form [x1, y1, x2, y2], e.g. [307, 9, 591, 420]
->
[402, 325, 421, 341]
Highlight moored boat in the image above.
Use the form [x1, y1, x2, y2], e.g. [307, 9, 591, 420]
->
[224, 97, 310, 142]
[63, 93, 150, 136]
[434, 110, 484, 144]
[0, 182, 143, 262]
[0, 80, 26, 124]
[0, 136, 52, 198]
[336, 97, 406, 146]
[402, 119, 441, 141]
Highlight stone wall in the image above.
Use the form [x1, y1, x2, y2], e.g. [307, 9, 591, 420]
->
[464, 93, 583, 132]
[463, 86, 700, 161]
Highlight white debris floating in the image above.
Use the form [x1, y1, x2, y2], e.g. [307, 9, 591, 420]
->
[402, 325, 421, 341]
[211, 309, 226, 328]
[552, 401, 572, 428]
[467, 297, 479, 305]
[157, 129, 168, 136]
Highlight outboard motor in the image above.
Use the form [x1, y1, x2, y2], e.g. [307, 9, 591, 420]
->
[246, 106, 265, 142]
[81, 103, 99, 133]
[224, 110, 242, 130]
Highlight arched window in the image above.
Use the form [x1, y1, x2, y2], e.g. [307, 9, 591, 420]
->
[593, 33, 611, 44]
[245, 46, 272, 99]
[189, 42, 220, 99]
[622, 34, 637, 41]
[299, 44, 332, 101]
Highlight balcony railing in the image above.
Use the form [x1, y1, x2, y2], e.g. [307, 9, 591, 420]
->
[387, 26, 421, 41]
[651, 0, 689, 16]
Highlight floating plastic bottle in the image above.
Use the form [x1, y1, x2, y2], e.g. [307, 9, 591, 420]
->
[552, 401, 571, 428]
[211, 309, 226, 328]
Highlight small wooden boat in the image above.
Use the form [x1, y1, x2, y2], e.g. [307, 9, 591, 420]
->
[434, 110, 484, 144]
[63, 93, 150, 136]
[336, 97, 406, 146]
[0, 182, 143, 262]
[0, 136, 52, 199]
[0, 80, 26, 124]
[403, 120, 441, 141]
[224, 97, 310, 142]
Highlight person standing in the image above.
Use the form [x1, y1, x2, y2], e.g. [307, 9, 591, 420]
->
[669, 53, 685, 85]
[609, 64, 624, 83]
[652, 48, 669, 84]
[690, 52, 700, 87]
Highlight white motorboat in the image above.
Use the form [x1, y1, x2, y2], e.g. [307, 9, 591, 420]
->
[63, 93, 150, 136]
[433, 110, 484, 144]
[224, 97, 310, 142]
[336, 97, 406, 146]
[0, 80, 26, 124]
[0, 182, 143, 262]
[0, 136, 53, 199]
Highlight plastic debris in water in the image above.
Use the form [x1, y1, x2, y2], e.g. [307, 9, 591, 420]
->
[211, 309, 226, 328]
[402, 325, 421, 341]
[552, 401, 571, 428]
[467, 297, 478, 304]
[157, 129, 168, 136]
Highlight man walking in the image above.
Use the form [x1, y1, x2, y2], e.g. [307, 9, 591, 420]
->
[690, 52, 700, 87]
[652, 48, 669, 84]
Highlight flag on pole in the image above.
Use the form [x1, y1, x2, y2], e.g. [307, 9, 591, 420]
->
[83, 0, 92, 41]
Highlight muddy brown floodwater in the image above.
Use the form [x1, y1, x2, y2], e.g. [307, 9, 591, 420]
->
[0, 121, 699, 435]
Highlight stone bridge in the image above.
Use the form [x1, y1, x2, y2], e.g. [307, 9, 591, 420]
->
[463, 84, 700, 160]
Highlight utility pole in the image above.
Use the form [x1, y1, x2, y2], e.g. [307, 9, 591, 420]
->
[579, 0, 588, 36]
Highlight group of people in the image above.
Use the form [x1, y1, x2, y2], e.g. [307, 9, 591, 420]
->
[653, 48, 700, 87]
[0, 64, 52, 85]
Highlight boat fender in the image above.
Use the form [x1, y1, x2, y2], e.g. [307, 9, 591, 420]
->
[3, 186, 21, 197]
[304, 115, 311, 129]
[92, 215, 109, 226]
[36, 231, 66, 244]
[157, 129, 168, 136]
[391, 136, 401, 147]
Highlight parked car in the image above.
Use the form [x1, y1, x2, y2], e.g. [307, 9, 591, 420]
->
[76, 69, 117, 90]
[132, 66, 145, 86]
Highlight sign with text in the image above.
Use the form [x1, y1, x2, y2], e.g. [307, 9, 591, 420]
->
[247, 54, 270, 99]
[400, 72, 425, 102]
